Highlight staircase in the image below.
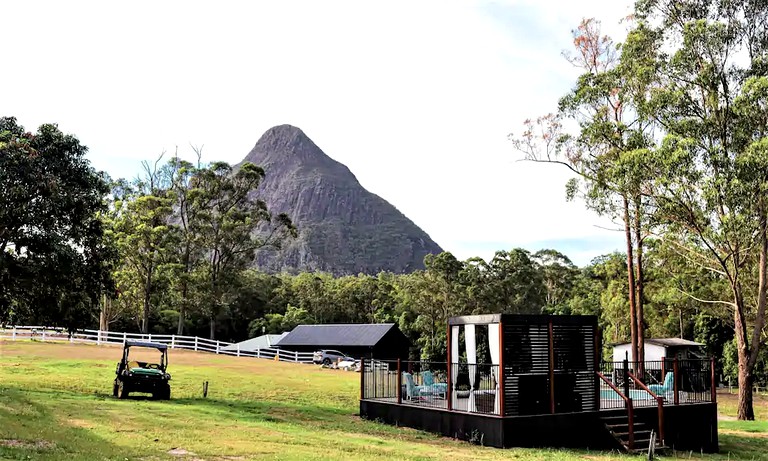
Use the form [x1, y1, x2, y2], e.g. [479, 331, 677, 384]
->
[601, 414, 667, 454]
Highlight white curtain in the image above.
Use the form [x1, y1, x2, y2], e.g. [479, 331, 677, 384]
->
[488, 323, 501, 414]
[451, 325, 460, 409]
[465, 324, 477, 412]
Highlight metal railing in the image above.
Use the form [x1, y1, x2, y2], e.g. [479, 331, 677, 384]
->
[599, 358, 715, 407]
[361, 360, 501, 416]
[0, 325, 314, 364]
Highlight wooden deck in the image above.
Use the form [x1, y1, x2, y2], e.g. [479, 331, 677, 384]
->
[360, 398, 719, 451]
[364, 394, 664, 416]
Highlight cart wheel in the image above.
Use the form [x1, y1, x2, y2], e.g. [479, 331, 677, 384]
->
[117, 381, 129, 399]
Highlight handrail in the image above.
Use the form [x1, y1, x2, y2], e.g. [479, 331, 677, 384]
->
[597, 371, 634, 450]
[628, 371, 665, 445]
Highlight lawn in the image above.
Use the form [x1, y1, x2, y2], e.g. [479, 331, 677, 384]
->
[0, 341, 766, 460]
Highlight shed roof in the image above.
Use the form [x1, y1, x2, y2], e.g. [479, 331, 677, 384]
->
[274, 323, 400, 347]
[221, 333, 288, 352]
[613, 338, 703, 348]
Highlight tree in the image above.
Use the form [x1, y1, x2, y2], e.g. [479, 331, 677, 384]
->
[0, 117, 114, 330]
[164, 151, 203, 335]
[193, 161, 296, 339]
[629, 0, 768, 419]
[110, 157, 176, 334]
[533, 249, 579, 314]
[510, 18, 655, 368]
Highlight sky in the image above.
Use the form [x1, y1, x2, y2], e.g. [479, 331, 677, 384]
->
[3, 0, 636, 267]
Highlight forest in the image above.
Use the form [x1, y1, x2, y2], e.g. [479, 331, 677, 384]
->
[3, 0, 768, 421]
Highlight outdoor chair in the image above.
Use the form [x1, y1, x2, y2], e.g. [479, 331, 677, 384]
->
[421, 371, 448, 395]
[648, 371, 674, 399]
[403, 372, 445, 400]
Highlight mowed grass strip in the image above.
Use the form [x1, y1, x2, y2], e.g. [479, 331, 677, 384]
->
[0, 341, 765, 460]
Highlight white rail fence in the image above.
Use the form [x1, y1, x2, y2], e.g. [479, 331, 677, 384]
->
[0, 325, 314, 364]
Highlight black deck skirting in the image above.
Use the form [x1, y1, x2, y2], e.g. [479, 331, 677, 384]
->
[360, 400, 718, 452]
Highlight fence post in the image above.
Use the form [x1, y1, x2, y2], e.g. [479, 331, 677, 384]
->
[12, 326, 16, 341]
[711, 357, 717, 403]
[673, 358, 679, 405]
[294, 351, 298, 362]
[42, 329, 46, 342]
[397, 359, 402, 404]
[171, 335, 175, 349]
[623, 356, 630, 405]
[360, 358, 366, 400]
[447, 325, 453, 411]
[148, 334, 152, 343]
[194, 337, 198, 351]
[237, 344, 240, 357]
[216, 340, 220, 354]
[256, 348, 260, 359]
[123, 332, 127, 343]
[97, 330, 101, 346]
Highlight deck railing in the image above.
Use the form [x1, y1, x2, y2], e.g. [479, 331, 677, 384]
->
[361, 360, 501, 415]
[599, 358, 715, 406]
[0, 325, 314, 363]
[362, 356, 716, 423]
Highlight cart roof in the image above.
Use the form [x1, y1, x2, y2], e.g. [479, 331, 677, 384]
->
[125, 340, 168, 350]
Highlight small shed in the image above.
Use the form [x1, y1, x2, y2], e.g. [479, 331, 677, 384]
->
[612, 338, 704, 363]
[221, 332, 289, 353]
[273, 323, 410, 360]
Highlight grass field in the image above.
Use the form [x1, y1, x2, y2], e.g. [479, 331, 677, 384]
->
[1, 341, 767, 460]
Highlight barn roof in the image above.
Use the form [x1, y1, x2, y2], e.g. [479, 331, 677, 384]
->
[274, 323, 401, 347]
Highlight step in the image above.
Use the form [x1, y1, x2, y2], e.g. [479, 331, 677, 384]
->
[600, 415, 629, 422]
[613, 429, 651, 440]
[607, 422, 648, 430]
[629, 445, 668, 454]
[607, 426, 649, 435]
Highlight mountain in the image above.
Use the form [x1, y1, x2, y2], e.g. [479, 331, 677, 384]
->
[240, 124, 443, 275]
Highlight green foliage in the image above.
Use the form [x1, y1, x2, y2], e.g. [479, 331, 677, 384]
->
[0, 117, 114, 331]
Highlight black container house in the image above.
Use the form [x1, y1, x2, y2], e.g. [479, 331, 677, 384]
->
[360, 314, 718, 453]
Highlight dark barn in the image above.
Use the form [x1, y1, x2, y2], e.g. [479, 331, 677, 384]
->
[274, 323, 410, 361]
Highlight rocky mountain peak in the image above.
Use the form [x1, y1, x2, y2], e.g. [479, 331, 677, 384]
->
[244, 125, 444, 275]
[245, 124, 329, 168]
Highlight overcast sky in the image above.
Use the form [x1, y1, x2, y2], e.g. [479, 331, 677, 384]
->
[4, 0, 635, 267]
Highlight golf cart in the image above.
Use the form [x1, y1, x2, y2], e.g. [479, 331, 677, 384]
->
[113, 341, 171, 400]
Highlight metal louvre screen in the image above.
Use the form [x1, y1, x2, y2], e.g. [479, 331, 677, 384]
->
[503, 322, 550, 416]
[552, 323, 597, 412]
[502, 316, 597, 416]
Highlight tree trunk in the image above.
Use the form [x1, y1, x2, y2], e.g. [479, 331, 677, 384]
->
[142, 269, 152, 334]
[733, 285, 755, 420]
[177, 308, 185, 335]
[99, 294, 109, 332]
[633, 197, 645, 375]
[177, 245, 192, 336]
[177, 280, 187, 335]
[623, 197, 639, 365]
[737, 200, 768, 420]
[209, 315, 216, 340]
[737, 363, 754, 421]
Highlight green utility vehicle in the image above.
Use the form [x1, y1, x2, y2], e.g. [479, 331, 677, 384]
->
[113, 341, 171, 400]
